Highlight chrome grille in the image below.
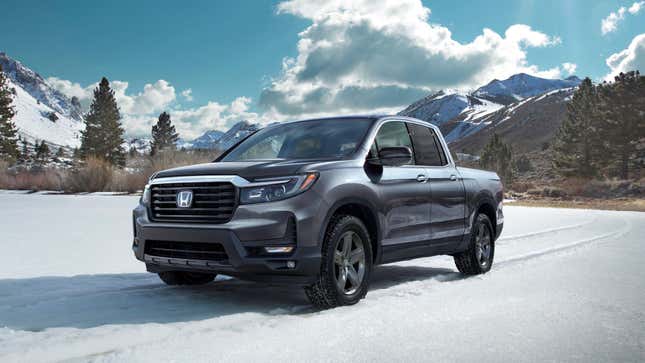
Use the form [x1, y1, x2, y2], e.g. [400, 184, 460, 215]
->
[150, 182, 236, 223]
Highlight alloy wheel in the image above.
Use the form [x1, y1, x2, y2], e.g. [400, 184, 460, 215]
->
[333, 231, 366, 295]
[475, 223, 492, 267]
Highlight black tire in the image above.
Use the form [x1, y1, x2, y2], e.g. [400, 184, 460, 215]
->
[158, 271, 217, 285]
[454, 213, 495, 275]
[305, 215, 373, 309]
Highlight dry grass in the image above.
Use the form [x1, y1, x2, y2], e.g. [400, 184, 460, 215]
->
[0, 161, 67, 191]
[1, 150, 220, 193]
[109, 170, 149, 193]
[63, 156, 114, 193]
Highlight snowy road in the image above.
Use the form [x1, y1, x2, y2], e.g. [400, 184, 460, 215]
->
[0, 194, 644, 362]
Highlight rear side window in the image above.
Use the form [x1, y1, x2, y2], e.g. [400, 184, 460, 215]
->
[407, 123, 447, 166]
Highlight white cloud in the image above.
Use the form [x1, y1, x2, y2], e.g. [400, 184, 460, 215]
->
[47, 77, 257, 139]
[605, 33, 645, 80]
[561, 62, 577, 75]
[602, 7, 626, 35]
[601, 2, 644, 35]
[47, 77, 177, 115]
[260, 0, 565, 119]
[629, 1, 645, 14]
[46, 77, 95, 108]
[181, 89, 193, 102]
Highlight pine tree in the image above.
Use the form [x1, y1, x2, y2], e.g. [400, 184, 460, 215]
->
[0, 64, 19, 163]
[150, 111, 179, 156]
[596, 71, 645, 179]
[20, 139, 30, 162]
[80, 77, 126, 167]
[35, 140, 50, 161]
[129, 145, 138, 158]
[480, 133, 513, 185]
[55, 147, 66, 159]
[552, 78, 603, 177]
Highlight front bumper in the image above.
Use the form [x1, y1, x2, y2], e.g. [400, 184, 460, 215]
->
[132, 191, 327, 285]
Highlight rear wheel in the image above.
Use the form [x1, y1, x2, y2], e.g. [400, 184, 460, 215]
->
[454, 213, 495, 275]
[305, 215, 373, 309]
[158, 271, 217, 285]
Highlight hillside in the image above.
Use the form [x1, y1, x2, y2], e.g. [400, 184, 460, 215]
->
[400, 73, 581, 155]
[446, 88, 575, 155]
[1, 53, 83, 147]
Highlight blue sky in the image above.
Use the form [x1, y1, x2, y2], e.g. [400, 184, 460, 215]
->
[1, 0, 643, 138]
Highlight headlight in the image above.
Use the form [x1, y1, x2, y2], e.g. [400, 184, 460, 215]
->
[141, 184, 151, 205]
[240, 172, 318, 204]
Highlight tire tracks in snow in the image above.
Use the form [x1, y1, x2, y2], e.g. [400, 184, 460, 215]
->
[496, 219, 596, 245]
[496, 217, 631, 267]
[369, 214, 631, 300]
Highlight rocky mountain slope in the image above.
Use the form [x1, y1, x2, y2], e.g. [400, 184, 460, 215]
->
[1, 53, 83, 147]
[180, 130, 225, 149]
[209, 120, 259, 150]
[446, 88, 575, 155]
[400, 73, 581, 154]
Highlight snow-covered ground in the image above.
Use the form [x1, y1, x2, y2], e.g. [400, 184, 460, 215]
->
[0, 194, 644, 362]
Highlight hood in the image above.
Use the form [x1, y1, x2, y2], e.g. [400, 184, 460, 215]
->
[152, 159, 355, 180]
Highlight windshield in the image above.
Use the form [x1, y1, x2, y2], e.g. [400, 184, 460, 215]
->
[221, 118, 374, 161]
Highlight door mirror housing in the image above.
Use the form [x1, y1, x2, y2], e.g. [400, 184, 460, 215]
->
[369, 146, 413, 167]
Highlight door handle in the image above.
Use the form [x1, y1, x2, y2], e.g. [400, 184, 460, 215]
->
[449, 175, 458, 181]
[416, 174, 427, 183]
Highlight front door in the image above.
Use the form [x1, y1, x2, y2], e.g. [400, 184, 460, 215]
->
[369, 121, 432, 247]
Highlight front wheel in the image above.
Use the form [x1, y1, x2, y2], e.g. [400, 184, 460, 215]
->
[158, 271, 217, 285]
[454, 213, 495, 275]
[305, 215, 373, 309]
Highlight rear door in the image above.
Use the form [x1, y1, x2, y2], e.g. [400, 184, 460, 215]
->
[407, 123, 466, 244]
[370, 121, 432, 247]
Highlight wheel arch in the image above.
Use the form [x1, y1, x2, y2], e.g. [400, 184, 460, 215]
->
[472, 194, 497, 238]
[319, 197, 381, 263]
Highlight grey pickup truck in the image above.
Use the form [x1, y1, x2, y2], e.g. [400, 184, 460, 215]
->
[133, 115, 504, 308]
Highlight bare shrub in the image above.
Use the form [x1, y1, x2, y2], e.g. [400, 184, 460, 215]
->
[63, 157, 114, 193]
[509, 180, 535, 193]
[105, 149, 217, 193]
[542, 186, 567, 198]
[3, 149, 223, 193]
[0, 161, 9, 188]
[0, 162, 66, 191]
[526, 186, 568, 199]
[110, 169, 148, 193]
[144, 149, 214, 176]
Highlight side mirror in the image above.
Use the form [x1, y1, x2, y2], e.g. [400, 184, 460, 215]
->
[369, 146, 413, 167]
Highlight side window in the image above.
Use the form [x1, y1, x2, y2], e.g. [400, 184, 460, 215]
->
[407, 123, 447, 166]
[373, 121, 414, 164]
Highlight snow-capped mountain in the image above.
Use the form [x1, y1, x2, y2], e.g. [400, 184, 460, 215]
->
[474, 73, 581, 104]
[178, 121, 259, 150]
[211, 120, 260, 150]
[1, 53, 83, 147]
[399, 91, 504, 127]
[445, 88, 576, 155]
[399, 73, 582, 145]
[1, 53, 83, 121]
[181, 130, 225, 149]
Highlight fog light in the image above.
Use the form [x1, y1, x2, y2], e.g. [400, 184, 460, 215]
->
[264, 246, 294, 254]
[286, 261, 296, 269]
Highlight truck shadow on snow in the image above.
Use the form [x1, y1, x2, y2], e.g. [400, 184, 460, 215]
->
[0, 265, 458, 331]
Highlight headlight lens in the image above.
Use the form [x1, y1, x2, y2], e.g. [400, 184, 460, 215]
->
[141, 184, 151, 205]
[240, 173, 318, 204]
